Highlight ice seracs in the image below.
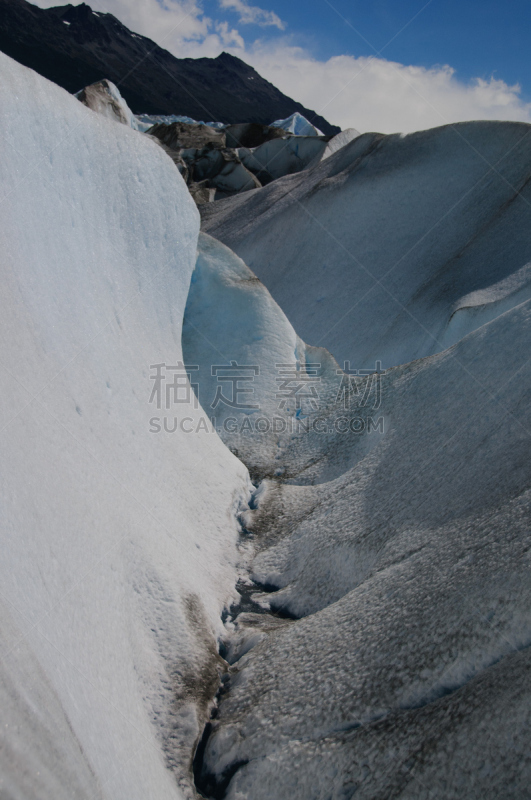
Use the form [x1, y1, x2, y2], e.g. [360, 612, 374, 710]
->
[271, 111, 324, 136]
[142, 118, 331, 202]
[237, 135, 328, 184]
[137, 112, 327, 138]
[74, 79, 338, 205]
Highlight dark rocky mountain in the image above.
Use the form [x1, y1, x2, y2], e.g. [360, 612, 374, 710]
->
[0, 0, 340, 134]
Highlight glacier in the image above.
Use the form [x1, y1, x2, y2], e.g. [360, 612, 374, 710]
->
[190, 207, 531, 800]
[0, 52, 250, 800]
[202, 121, 531, 369]
[137, 111, 325, 138]
[2, 41, 531, 800]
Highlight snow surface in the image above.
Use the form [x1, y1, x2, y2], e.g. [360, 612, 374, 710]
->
[270, 111, 324, 136]
[0, 53, 250, 800]
[202, 121, 531, 369]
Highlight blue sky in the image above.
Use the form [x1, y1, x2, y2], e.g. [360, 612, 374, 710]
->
[242, 0, 531, 99]
[301, 1, 530, 98]
[34, 0, 531, 132]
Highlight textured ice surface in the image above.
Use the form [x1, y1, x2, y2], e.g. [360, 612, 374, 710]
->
[189, 123, 531, 798]
[183, 233, 383, 484]
[4, 44, 531, 800]
[201, 296, 531, 799]
[0, 53, 249, 800]
[203, 121, 531, 369]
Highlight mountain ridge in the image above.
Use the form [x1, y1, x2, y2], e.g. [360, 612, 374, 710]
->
[0, 0, 340, 134]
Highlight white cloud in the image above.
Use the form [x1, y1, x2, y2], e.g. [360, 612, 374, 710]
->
[30, 0, 282, 53]
[245, 44, 531, 133]
[215, 20, 245, 49]
[93, 0, 211, 49]
[28, 0, 531, 133]
[218, 0, 284, 30]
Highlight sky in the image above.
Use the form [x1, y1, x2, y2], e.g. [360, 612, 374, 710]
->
[32, 0, 531, 133]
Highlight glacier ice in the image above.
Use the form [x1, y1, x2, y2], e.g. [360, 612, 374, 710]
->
[186, 125, 531, 797]
[3, 39, 531, 800]
[271, 111, 324, 136]
[0, 52, 250, 800]
[202, 121, 531, 369]
[315, 126, 361, 162]
[144, 119, 330, 203]
[191, 233, 531, 800]
[183, 233, 381, 484]
[237, 135, 327, 184]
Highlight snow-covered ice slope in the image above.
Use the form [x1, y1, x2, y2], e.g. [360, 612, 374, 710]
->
[201, 293, 531, 799]
[0, 53, 249, 800]
[202, 122, 531, 369]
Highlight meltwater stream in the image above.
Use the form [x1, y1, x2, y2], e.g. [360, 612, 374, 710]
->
[192, 481, 298, 799]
